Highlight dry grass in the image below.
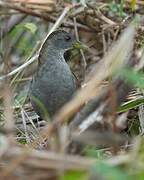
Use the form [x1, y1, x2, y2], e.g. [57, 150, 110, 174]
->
[0, 0, 144, 179]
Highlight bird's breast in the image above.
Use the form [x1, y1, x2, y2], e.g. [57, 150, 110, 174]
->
[30, 59, 77, 116]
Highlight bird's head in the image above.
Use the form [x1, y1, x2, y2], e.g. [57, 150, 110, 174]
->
[43, 30, 76, 52]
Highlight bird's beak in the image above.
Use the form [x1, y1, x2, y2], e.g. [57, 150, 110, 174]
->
[73, 41, 86, 50]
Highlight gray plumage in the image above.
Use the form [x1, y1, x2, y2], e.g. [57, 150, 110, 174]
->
[29, 30, 77, 118]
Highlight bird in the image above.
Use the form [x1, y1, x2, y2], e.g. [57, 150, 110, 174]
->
[29, 30, 77, 119]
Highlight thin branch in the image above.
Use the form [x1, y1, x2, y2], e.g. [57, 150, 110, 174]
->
[0, 54, 38, 80]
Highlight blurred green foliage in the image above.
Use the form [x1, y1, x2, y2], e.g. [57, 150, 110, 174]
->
[109, 0, 127, 17]
[9, 22, 39, 57]
[60, 170, 88, 180]
[91, 162, 130, 180]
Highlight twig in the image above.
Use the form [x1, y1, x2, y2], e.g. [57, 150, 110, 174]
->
[72, 0, 87, 79]
[43, 6, 71, 41]
[0, 6, 75, 81]
[0, 1, 91, 32]
[0, 54, 38, 80]
[1, 146, 133, 172]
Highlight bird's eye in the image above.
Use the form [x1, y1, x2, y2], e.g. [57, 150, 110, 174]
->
[65, 35, 71, 41]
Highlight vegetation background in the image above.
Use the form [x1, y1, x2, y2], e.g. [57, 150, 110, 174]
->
[0, 0, 144, 179]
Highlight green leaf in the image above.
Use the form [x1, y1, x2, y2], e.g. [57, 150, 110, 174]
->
[24, 23, 37, 34]
[119, 0, 126, 17]
[10, 22, 37, 36]
[118, 98, 144, 113]
[9, 22, 38, 56]
[109, 1, 118, 13]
